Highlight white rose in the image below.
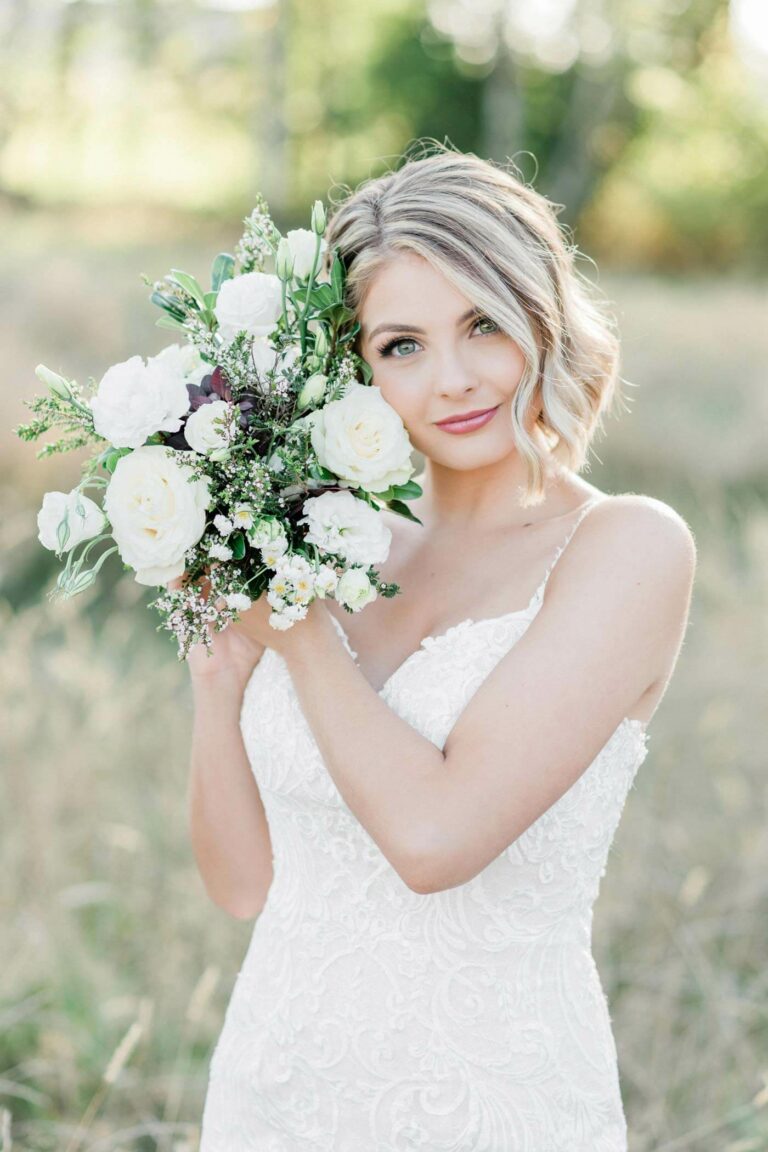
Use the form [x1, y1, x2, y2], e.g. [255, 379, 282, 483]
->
[311, 383, 415, 494]
[184, 400, 236, 456]
[285, 229, 326, 280]
[149, 342, 208, 387]
[90, 355, 191, 449]
[299, 490, 391, 566]
[335, 567, 378, 612]
[214, 272, 283, 343]
[104, 445, 211, 586]
[37, 489, 107, 554]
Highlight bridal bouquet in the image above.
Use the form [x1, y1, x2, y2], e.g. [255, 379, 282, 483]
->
[16, 194, 422, 658]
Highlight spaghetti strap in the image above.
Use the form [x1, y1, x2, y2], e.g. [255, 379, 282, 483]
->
[529, 498, 606, 609]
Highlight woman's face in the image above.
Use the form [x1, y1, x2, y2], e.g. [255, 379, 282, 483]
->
[358, 251, 531, 468]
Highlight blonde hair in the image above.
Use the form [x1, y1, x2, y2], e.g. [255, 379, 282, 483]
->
[324, 141, 625, 507]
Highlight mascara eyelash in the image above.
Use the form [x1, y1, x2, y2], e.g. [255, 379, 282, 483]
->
[375, 317, 498, 359]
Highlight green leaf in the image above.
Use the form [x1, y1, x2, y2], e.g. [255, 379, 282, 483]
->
[386, 499, 423, 526]
[359, 358, 373, 386]
[155, 315, 188, 333]
[331, 249, 345, 300]
[203, 291, 218, 309]
[211, 252, 236, 293]
[168, 270, 207, 311]
[230, 532, 246, 560]
[389, 479, 423, 500]
[150, 291, 186, 320]
[103, 447, 132, 474]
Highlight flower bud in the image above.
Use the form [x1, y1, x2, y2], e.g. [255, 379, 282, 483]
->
[311, 200, 326, 236]
[36, 364, 72, 401]
[275, 236, 295, 282]
[314, 326, 329, 359]
[296, 373, 328, 411]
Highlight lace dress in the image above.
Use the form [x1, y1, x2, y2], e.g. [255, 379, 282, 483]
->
[199, 499, 650, 1152]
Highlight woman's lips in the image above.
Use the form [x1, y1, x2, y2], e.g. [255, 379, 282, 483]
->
[435, 405, 500, 434]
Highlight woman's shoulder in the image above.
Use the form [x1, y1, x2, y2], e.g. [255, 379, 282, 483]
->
[588, 491, 696, 552]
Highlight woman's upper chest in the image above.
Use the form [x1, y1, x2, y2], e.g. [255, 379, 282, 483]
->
[325, 509, 576, 693]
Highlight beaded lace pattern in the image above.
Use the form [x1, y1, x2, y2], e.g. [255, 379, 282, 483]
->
[200, 500, 649, 1151]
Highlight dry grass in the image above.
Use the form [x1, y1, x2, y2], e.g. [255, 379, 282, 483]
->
[1, 233, 767, 1151]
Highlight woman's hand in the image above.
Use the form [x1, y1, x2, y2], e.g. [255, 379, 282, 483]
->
[166, 571, 266, 692]
[229, 592, 338, 665]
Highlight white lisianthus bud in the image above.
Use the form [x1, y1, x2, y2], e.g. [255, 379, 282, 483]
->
[275, 237, 295, 282]
[37, 489, 107, 554]
[213, 514, 234, 536]
[314, 326, 329, 359]
[296, 373, 328, 411]
[248, 516, 286, 549]
[35, 364, 73, 401]
[285, 229, 322, 280]
[267, 451, 285, 473]
[335, 567, 377, 612]
[311, 200, 326, 236]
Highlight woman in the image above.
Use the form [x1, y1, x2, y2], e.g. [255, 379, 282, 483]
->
[193, 147, 696, 1150]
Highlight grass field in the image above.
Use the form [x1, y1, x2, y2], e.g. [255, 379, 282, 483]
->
[1, 225, 767, 1151]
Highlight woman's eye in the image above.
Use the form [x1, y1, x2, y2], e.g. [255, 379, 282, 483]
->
[475, 316, 499, 334]
[378, 337, 419, 358]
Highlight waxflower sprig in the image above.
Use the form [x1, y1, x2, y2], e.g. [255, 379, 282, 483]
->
[16, 193, 423, 658]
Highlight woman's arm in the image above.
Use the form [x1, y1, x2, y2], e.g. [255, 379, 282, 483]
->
[271, 497, 695, 896]
[188, 671, 274, 919]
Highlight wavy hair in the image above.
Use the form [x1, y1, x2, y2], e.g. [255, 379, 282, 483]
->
[323, 141, 626, 506]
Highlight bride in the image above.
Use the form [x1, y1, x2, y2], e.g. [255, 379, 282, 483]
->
[185, 145, 696, 1151]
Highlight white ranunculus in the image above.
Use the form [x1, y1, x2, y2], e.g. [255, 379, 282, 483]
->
[184, 400, 237, 456]
[335, 567, 378, 612]
[90, 355, 192, 449]
[311, 383, 415, 494]
[285, 229, 326, 280]
[104, 445, 211, 586]
[149, 342, 208, 387]
[37, 489, 107, 553]
[299, 490, 391, 566]
[214, 272, 283, 344]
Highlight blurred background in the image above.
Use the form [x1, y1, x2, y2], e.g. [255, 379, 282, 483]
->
[1, 0, 767, 1149]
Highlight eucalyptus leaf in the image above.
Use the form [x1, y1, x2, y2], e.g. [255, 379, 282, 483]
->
[211, 252, 236, 292]
[155, 315, 188, 333]
[168, 270, 207, 311]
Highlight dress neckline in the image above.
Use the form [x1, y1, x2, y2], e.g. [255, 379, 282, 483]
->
[329, 497, 604, 697]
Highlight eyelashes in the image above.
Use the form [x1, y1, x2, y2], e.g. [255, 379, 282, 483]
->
[374, 316, 499, 359]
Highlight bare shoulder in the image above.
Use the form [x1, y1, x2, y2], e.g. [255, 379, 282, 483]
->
[588, 492, 697, 569]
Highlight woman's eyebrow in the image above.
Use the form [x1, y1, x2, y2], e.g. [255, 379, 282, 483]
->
[365, 309, 478, 342]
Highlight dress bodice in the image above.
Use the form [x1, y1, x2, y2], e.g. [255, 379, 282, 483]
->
[200, 499, 650, 1151]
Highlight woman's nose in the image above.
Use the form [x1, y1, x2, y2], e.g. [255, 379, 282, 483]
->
[434, 348, 478, 397]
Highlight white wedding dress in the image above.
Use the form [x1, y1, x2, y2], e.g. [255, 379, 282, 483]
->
[199, 499, 650, 1151]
